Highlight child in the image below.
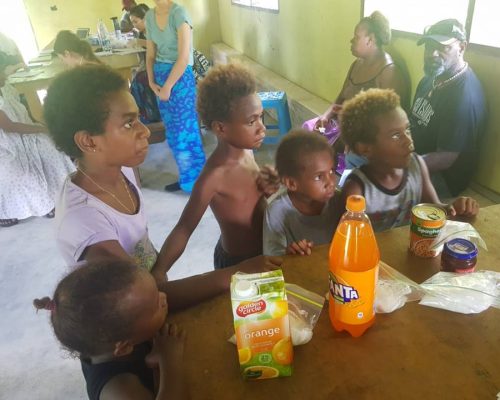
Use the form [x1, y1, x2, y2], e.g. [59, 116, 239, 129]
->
[152, 63, 276, 280]
[339, 88, 478, 232]
[34, 260, 187, 400]
[43, 65, 281, 310]
[263, 129, 339, 256]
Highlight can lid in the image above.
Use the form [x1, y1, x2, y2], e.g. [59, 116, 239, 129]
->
[412, 204, 446, 222]
[443, 238, 478, 260]
[346, 195, 365, 212]
[234, 280, 258, 298]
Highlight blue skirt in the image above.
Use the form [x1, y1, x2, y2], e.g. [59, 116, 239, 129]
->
[154, 62, 206, 193]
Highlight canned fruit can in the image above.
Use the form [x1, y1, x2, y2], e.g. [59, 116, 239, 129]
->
[409, 204, 446, 258]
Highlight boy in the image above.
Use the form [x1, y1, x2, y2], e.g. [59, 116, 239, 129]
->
[263, 129, 339, 256]
[340, 88, 478, 232]
[153, 64, 276, 280]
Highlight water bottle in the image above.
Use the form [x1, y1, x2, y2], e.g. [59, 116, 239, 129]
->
[328, 195, 380, 337]
[97, 19, 112, 52]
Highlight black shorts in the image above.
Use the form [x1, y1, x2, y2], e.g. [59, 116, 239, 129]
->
[213, 238, 257, 269]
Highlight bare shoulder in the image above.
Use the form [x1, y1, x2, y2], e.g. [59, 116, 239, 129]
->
[100, 373, 154, 400]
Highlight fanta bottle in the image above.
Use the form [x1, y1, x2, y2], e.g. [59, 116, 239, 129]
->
[328, 195, 379, 337]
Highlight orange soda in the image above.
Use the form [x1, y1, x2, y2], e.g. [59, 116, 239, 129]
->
[328, 195, 380, 337]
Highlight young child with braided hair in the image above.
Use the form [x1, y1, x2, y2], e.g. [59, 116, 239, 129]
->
[34, 260, 186, 400]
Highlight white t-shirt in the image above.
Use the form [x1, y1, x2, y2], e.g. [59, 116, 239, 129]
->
[55, 167, 157, 270]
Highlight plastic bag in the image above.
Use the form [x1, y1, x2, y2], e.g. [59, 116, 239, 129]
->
[430, 220, 487, 251]
[419, 270, 500, 314]
[375, 262, 424, 313]
[285, 283, 325, 345]
[228, 283, 325, 346]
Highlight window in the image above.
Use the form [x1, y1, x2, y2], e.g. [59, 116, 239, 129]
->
[0, 0, 38, 62]
[364, 0, 500, 49]
[469, 0, 500, 48]
[363, 0, 469, 35]
[232, 0, 279, 11]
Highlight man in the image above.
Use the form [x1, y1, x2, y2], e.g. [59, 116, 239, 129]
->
[120, 0, 137, 33]
[410, 19, 487, 198]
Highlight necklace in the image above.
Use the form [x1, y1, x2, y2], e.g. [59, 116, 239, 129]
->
[77, 168, 136, 214]
[428, 62, 468, 98]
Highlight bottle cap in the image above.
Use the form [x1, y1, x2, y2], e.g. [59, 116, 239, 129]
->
[443, 238, 478, 260]
[346, 195, 365, 212]
[234, 280, 258, 298]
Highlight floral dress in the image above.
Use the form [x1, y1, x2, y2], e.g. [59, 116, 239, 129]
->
[0, 84, 75, 220]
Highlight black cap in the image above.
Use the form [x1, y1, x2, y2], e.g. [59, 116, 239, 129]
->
[417, 19, 467, 46]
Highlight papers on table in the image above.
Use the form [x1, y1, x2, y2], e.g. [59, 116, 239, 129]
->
[10, 69, 43, 79]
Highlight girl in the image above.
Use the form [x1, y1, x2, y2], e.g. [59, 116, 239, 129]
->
[43, 65, 280, 309]
[145, 0, 205, 192]
[34, 260, 187, 400]
[0, 51, 74, 227]
[53, 30, 102, 67]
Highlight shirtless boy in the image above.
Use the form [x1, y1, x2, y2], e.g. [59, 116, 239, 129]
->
[153, 63, 273, 281]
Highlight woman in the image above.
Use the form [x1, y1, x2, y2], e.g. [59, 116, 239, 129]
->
[317, 11, 409, 127]
[308, 11, 409, 170]
[53, 30, 102, 67]
[129, 4, 162, 124]
[145, 0, 205, 193]
[0, 52, 75, 227]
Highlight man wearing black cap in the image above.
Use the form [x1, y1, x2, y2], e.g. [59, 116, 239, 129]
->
[410, 19, 487, 198]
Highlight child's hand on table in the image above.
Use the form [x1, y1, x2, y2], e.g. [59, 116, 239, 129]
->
[286, 239, 313, 256]
[447, 196, 479, 218]
[235, 255, 283, 273]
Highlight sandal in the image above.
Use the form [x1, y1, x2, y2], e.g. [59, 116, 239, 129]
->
[0, 218, 19, 227]
[45, 209, 55, 218]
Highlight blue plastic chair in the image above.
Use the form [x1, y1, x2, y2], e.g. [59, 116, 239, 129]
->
[258, 91, 292, 144]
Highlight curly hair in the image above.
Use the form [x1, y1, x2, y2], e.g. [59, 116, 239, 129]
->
[33, 260, 142, 357]
[44, 65, 128, 159]
[275, 129, 333, 178]
[53, 30, 101, 64]
[360, 11, 391, 47]
[340, 88, 401, 150]
[196, 63, 256, 128]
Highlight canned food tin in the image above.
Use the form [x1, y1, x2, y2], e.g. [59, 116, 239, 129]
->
[409, 204, 446, 258]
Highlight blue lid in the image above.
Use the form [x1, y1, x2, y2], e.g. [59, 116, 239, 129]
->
[443, 238, 478, 260]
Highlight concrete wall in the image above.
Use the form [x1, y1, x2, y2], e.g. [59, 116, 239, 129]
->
[216, 0, 500, 195]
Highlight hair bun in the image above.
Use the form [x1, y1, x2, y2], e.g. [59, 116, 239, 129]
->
[368, 11, 391, 46]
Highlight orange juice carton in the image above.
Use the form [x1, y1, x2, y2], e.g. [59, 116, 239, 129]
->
[230, 270, 293, 379]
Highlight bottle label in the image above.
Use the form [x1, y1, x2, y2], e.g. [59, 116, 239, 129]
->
[329, 267, 378, 324]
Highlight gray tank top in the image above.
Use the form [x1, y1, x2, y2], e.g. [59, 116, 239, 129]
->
[347, 153, 422, 232]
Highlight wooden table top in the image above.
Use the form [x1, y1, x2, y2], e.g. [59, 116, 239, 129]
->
[171, 205, 500, 400]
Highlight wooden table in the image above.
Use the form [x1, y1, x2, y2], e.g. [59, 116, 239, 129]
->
[7, 50, 141, 122]
[170, 205, 500, 399]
